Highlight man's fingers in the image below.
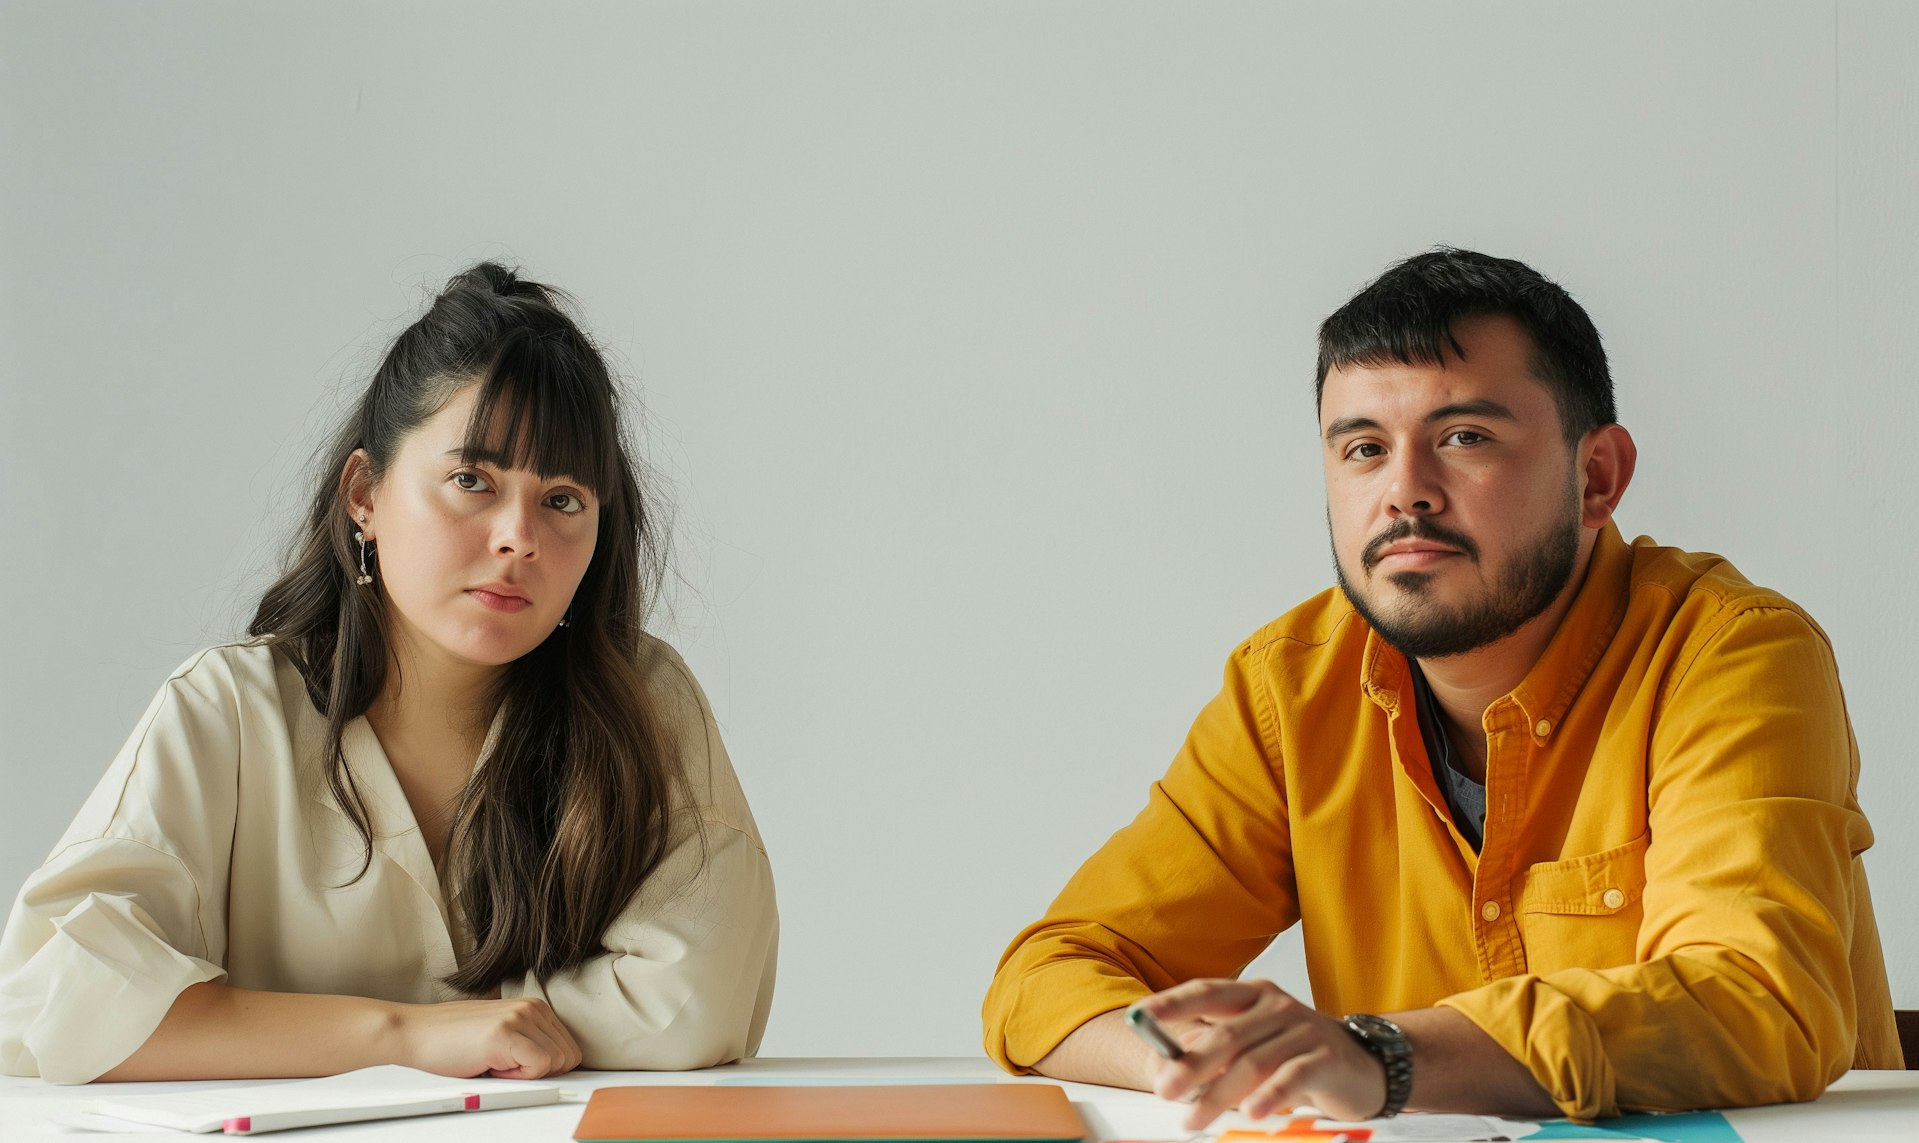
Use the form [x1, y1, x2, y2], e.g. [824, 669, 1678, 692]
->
[1143, 978, 1264, 1022]
[1157, 989, 1303, 1101]
[1179, 1024, 1316, 1130]
[1241, 1046, 1329, 1120]
[1181, 1049, 1265, 1129]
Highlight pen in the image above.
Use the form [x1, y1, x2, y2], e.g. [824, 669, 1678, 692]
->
[1126, 1004, 1185, 1060]
[1128, 1004, 1214, 1108]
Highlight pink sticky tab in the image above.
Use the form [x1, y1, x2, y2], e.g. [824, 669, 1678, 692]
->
[463, 1093, 481, 1111]
[223, 1118, 251, 1135]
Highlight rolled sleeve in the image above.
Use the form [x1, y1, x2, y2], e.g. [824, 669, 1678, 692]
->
[983, 643, 1296, 1072]
[0, 653, 240, 1083]
[505, 819, 777, 1070]
[1442, 605, 1873, 1118]
[0, 847, 227, 1083]
[503, 641, 778, 1070]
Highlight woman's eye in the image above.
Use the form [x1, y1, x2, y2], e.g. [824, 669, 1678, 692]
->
[452, 471, 493, 492]
[547, 493, 587, 515]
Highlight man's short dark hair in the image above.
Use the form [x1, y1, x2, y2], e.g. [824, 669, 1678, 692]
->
[1315, 249, 1616, 444]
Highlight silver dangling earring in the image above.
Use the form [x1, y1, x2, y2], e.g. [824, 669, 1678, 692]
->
[354, 512, 375, 587]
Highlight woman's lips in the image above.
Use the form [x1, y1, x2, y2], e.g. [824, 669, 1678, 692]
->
[466, 588, 533, 613]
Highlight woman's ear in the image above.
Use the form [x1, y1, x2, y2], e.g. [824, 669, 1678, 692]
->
[340, 449, 376, 536]
[1578, 423, 1636, 530]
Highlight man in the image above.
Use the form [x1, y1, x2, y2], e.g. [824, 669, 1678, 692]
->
[981, 250, 1900, 1124]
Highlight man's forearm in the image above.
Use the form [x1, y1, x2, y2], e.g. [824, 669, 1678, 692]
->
[1033, 1003, 1558, 1118]
[1382, 1008, 1557, 1117]
[1031, 1008, 1159, 1090]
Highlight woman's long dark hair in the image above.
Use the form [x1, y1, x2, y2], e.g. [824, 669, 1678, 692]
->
[249, 262, 683, 993]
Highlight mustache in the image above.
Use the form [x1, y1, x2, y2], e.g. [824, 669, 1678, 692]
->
[1361, 517, 1480, 571]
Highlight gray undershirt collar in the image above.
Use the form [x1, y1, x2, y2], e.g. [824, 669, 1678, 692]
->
[1407, 661, 1487, 852]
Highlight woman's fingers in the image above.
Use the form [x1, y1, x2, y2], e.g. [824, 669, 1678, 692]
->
[481, 998, 577, 1078]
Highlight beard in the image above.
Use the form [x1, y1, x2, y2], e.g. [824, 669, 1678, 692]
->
[1333, 499, 1582, 661]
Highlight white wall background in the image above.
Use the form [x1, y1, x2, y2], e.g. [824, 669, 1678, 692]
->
[2, 0, 1913, 1057]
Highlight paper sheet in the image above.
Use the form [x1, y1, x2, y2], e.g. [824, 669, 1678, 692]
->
[1078, 1098, 1556, 1143]
[68, 1065, 558, 1133]
[1072, 1098, 1730, 1143]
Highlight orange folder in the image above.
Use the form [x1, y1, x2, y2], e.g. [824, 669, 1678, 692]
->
[574, 1083, 1088, 1143]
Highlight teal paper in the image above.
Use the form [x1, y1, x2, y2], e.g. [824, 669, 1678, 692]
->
[1528, 1110, 1740, 1143]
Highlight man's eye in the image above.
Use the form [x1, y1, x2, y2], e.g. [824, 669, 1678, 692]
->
[453, 471, 493, 492]
[1347, 443, 1384, 461]
[1446, 431, 1486, 446]
[548, 493, 587, 515]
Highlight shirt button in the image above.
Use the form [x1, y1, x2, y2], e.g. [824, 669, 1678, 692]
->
[1481, 901, 1502, 922]
[1602, 888, 1626, 909]
[1534, 719, 1552, 737]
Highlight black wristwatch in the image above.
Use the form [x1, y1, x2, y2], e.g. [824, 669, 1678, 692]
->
[1341, 1013, 1413, 1118]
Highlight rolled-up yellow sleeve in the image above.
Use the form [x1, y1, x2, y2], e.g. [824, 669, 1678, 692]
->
[1440, 605, 1879, 1118]
[982, 644, 1297, 1072]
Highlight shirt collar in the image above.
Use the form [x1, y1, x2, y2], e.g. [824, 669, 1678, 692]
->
[1362, 521, 1633, 734]
[307, 703, 507, 924]
[1506, 521, 1632, 731]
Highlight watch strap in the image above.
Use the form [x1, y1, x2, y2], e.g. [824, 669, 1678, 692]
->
[1340, 1013, 1413, 1118]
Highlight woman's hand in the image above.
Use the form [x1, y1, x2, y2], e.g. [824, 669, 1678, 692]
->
[391, 996, 584, 1079]
[1140, 979, 1386, 1127]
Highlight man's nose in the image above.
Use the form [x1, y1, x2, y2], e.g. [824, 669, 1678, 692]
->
[1385, 451, 1445, 518]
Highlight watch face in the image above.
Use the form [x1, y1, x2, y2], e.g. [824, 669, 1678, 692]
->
[1344, 1014, 1412, 1063]
[1346, 1013, 1405, 1042]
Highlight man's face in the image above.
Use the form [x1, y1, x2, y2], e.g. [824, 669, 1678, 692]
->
[1319, 314, 1585, 660]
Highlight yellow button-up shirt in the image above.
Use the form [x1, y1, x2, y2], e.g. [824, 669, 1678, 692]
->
[982, 525, 1899, 1119]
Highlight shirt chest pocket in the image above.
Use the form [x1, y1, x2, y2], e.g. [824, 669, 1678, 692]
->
[1512, 831, 1649, 978]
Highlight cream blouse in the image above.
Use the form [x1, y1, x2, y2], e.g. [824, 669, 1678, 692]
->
[0, 639, 777, 1084]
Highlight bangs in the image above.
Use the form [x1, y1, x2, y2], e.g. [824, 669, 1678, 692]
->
[1320, 305, 1474, 379]
[455, 331, 619, 495]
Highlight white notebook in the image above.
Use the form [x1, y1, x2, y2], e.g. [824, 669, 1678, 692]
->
[72, 1065, 563, 1135]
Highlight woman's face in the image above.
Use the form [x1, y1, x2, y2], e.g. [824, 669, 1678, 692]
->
[356, 384, 599, 671]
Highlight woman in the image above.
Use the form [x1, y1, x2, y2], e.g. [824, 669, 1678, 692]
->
[0, 264, 777, 1084]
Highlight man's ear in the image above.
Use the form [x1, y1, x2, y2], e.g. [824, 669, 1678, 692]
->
[1579, 424, 1636, 530]
[340, 449, 376, 536]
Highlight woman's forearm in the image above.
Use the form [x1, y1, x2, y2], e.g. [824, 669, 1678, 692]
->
[97, 982, 405, 1082]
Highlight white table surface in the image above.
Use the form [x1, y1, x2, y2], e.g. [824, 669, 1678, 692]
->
[1, 1057, 1913, 1141]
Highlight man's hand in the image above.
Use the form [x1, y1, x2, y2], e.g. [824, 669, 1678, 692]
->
[1140, 979, 1386, 1127]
